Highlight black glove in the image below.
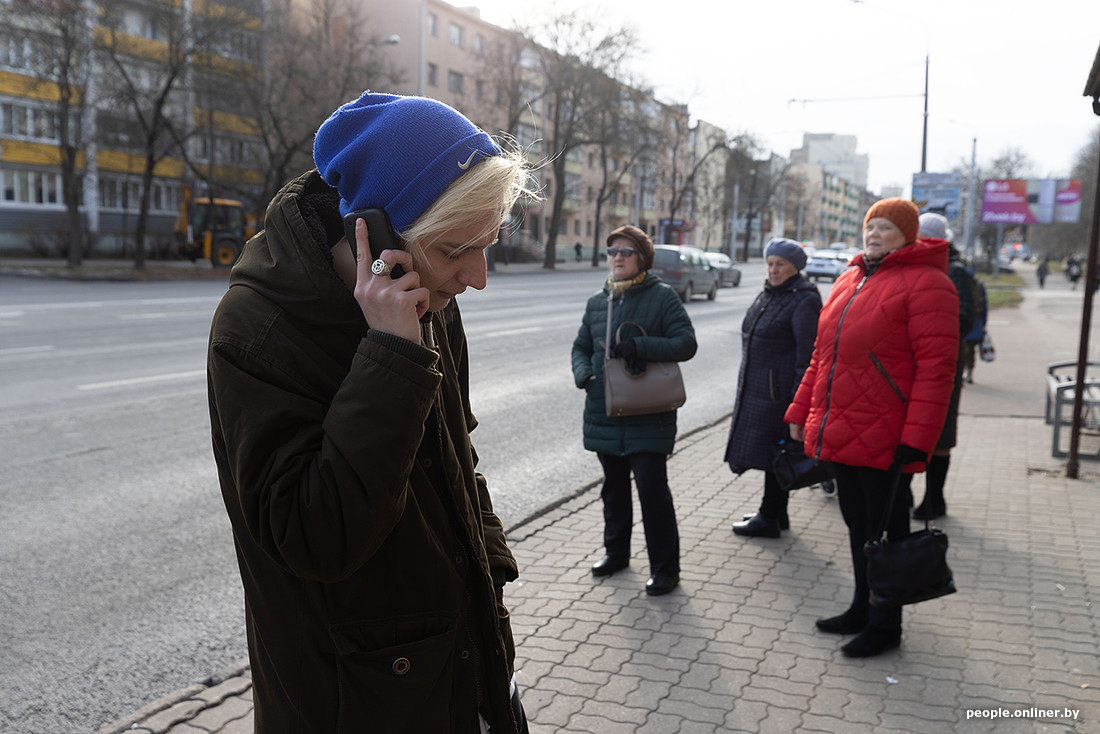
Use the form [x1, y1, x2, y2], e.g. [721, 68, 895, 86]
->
[894, 444, 927, 465]
[611, 338, 637, 360]
[611, 338, 647, 375]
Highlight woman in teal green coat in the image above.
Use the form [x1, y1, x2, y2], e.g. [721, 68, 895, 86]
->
[571, 225, 697, 596]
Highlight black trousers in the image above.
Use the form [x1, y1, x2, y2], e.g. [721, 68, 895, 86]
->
[758, 470, 789, 519]
[833, 463, 910, 632]
[597, 452, 680, 575]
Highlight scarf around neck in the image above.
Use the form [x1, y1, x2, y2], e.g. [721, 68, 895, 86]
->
[608, 271, 646, 294]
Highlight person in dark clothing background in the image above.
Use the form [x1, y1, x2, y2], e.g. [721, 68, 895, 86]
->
[208, 91, 536, 733]
[726, 238, 821, 538]
[909, 212, 975, 521]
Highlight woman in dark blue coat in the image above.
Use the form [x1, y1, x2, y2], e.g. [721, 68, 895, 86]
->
[726, 238, 821, 537]
[571, 225, 697, 596]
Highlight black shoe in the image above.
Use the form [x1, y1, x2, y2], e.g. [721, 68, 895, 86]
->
[591, 555, 629, 577]
[912, 501, 946, 521]
[815, 609, 868, 635]
[841, 626, 901, 658]
[732, 513, 781, 538]
[742, 512, 790, 530]
[645, 573, 679, 596]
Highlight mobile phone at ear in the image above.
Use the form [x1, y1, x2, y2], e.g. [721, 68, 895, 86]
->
[342, 208, 405, 278]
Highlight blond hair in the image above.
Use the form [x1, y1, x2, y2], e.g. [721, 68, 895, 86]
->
[400, 145, 538, 270]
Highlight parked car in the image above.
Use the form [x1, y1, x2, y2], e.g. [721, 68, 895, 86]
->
[651, 245, 720, 302]
[703, 251, 742, 287]
[805, 250, 851, 281]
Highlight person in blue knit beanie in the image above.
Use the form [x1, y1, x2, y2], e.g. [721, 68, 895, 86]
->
[208, 91, 536, 733]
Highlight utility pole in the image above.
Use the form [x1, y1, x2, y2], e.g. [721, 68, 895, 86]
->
[921, 54, 929, 173]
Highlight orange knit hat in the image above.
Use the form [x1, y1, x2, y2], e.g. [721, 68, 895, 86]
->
[863, 198, 920, 244]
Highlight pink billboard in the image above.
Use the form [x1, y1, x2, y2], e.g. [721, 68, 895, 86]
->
[981, 178, 1082, 224]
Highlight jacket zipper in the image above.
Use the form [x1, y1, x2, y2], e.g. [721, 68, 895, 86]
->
[816, 271, 871, 460]
[869, 352, 907, 403]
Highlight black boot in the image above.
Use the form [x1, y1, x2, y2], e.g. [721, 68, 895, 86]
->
[815, 608, 868, 635]
[742, 512, 789, 530]
[841, 626, 901, 657]
[914, 454, 949, 520]
[732, 513, 781, 538]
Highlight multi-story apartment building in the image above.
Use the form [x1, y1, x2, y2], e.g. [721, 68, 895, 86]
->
[0, 0, 265, 255]
[364, 0, 721, 262]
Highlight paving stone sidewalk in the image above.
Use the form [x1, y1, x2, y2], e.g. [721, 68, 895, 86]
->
[99, 264, 1100, 733]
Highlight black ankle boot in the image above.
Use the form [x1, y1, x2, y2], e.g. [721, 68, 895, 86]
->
[743, 512, 789, 530]
[732, 513, 781, 538]
[841, 626, 901, 657]
[815, 608, 867, 635]
[914, 455, 949, 520]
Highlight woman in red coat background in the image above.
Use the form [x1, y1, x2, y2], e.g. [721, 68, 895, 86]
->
[784, 198, 958, 658]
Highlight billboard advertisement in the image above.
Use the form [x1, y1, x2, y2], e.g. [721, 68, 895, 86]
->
[912, 172, 963, 220]
[980, 178, 1082, 224]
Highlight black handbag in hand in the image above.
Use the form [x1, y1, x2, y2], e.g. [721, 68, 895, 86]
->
[771, 439, 835, 491]
[864, 461, 957, 609]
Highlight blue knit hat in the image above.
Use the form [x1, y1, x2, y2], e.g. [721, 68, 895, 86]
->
[313, 91, 502, 233]
[765, 237, 808, 271]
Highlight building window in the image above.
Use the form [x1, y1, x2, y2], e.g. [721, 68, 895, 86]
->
[426, 63, 438, 87]
[448, 23, 463, 47]
[474, 34, 484, 55]
[475, 80, 484, 100]
[447, 71, 463, 94]
[565, 173, 582, 201]
[0, 167, 61, 205]
[427, 13, 437, 36]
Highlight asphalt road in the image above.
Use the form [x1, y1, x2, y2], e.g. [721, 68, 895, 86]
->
[0, 263, 793, 731]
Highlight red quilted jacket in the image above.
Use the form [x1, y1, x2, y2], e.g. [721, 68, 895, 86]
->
[784, 238, 959, 472]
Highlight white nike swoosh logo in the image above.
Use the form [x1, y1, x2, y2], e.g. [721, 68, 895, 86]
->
[458, 151, 478, 170]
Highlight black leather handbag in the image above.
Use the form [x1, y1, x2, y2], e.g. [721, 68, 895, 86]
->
[864, 461, 957, 609]
[771, 439, 834, 491]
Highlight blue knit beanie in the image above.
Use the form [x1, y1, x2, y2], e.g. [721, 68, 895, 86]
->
[764, 237, 808, 271]
[313, 91, 502, 233]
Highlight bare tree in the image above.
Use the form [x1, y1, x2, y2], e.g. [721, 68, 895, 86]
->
[583, 82, 659, 266]
[519, 12, 638, 269]
[728, 136, 789, 262]
[662, 115, 727, 245]
[17, 0, 94, 265]
[97, 2, 257, 268]
[245, 0, 402, 213]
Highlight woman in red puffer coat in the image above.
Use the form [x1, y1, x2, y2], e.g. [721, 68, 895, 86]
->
[784, 198, 958, 658]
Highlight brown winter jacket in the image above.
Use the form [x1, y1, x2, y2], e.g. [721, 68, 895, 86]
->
[207, 170, 520, 733]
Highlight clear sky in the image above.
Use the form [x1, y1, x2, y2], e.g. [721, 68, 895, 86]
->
[469, 0, 1100, 196]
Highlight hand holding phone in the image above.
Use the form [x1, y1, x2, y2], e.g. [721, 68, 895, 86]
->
[345, 210, 428, 341]
[342, 208, 405, 279]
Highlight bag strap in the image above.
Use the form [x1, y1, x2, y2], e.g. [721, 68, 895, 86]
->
[874, 459, 931, 541]
[604, 292, 614, 360]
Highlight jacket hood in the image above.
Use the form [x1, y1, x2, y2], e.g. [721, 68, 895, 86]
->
[229, 170, 363, 331]
[850, 236, 949, 274]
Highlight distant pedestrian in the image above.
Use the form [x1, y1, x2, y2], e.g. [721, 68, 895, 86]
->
[571, 225, 697, 597]
[575, 241, 583, 262]
[1037, 258, 1050, 288]
[963, 270, 988, 384]
[785, 198, 958, 658]
[1067, 256, 1082, 289]
[726, 238, 821, 538]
